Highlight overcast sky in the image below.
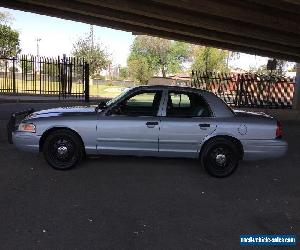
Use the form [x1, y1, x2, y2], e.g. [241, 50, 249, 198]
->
[1, 7, 270, 69]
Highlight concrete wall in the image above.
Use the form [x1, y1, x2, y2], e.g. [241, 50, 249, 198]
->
[293, 63, 300, 110]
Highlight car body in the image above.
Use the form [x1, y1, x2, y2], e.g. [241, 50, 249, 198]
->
[8, 85, 287, 177]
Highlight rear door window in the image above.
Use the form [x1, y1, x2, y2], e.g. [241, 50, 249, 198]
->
[167, 91, 211, 117]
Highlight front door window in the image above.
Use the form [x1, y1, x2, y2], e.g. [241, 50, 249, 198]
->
[111, 91, 162, 116]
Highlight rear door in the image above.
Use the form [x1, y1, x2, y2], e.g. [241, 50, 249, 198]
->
[97, 90, 163, 156]
[159, 91, 217, 158]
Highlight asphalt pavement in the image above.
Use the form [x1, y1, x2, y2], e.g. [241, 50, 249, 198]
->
[0, 103, 299, 249]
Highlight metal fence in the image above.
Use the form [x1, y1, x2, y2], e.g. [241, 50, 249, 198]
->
[0, 55, 90, 101]
[191, 71, 295, 108]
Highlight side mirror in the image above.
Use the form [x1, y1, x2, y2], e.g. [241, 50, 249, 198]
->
[106, 105, 122, 116]
[98, 101, 107, 109]
[96, 101, 107, 112]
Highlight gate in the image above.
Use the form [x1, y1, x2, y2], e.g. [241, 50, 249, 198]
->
[191, 71, 295, 108]
[0, 55, 90, 102]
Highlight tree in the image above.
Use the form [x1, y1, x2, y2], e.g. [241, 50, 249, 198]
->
[0, 11, 21, 58]
[226, 51, 240, 68]
[249, 64, 268, 75]
[249, 59, 294, 76]
[71, 33, 110, 77]
[128, 35, 189, 81]
[0, 11, 13, 25]
[127, 56, 152, 84]
[119, 66, 129, 80]
[191, 46, 229, 73]
[276, 59, 291, 75]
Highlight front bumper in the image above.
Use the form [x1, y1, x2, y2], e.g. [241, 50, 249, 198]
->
[242, 139, 288, 161]
[12, 131, 40, 153]
[7, 108, 35, 144]
[7, 108, 40, 153]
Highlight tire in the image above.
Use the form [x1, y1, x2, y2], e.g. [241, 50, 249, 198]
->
[43, 129, 84, 170]
[200, 138, 239, 178]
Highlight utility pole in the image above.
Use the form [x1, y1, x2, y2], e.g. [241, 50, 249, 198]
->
[36, 38, 41, 57]
[90, 25, 94, 49]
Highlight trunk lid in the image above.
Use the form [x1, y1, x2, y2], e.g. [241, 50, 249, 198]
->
[233, 109, 273, 119]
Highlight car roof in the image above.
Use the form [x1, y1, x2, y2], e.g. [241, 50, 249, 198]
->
[131, 84, 207, 93]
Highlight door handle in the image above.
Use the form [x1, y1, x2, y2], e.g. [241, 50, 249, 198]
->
[146, 121, 158, 128]
[199, 123, 210, 129]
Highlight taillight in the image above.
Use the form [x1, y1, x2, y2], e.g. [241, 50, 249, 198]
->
[276, 121, 283, 139]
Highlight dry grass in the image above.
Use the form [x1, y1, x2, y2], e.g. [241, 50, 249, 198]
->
[0, 79, 125, 98]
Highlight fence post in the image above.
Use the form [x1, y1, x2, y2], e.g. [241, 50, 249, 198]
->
[237, 74, 243, 107]
[58, 56, 61, 100]
[12, 57, 16, 93]
[84, 62, 90, 102]
[39, 57, 42, 94]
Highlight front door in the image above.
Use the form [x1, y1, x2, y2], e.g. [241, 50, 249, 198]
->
[97, 90, 163, 156]
[159, 91, 217, 158]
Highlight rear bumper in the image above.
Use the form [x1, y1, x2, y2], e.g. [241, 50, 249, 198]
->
[12, 132, 40, 153]
[242, 139, 287, 161]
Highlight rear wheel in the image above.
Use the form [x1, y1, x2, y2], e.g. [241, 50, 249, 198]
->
[43, 129, 84, 170]
[200, 138, 239, 177]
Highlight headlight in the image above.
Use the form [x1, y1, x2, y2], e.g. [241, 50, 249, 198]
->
[18, 123, 36, 133]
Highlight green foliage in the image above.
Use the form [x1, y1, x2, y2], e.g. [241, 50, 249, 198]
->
[71, 33, 110, 77]
[0, 11, 20, 58]
[119, 66, 129, 80]
[0, 24, 21, 57]
[127, 55, 152, 84]
[191, 46, 229, 73]
[127, 35, 189, 83]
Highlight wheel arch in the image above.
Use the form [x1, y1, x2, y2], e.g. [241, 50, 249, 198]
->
[200, 135, 244, 160]
[39, 127, 85, 154]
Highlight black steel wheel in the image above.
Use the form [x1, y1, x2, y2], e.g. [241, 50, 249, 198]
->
[43, 129, 84, 170]
[200, 138, 239, 177]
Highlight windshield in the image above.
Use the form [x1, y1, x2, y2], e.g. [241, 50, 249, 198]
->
[105, 87, 132, 107]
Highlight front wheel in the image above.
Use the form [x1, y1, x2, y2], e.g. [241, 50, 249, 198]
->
[200, 138, 239, 177]
[43, 129, 84, 170]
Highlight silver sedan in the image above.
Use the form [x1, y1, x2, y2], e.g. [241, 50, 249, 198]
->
[8, 85, 287, 177]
